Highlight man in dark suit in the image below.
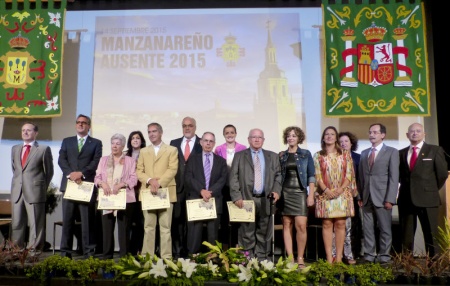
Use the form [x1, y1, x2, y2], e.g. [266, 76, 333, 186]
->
[11, 122, 54, 251]
[58, 114, 102, 258]
[358, 123, 399, 264]
[170, 116, 202, 259]
[185, 132, 228, 254]
[398, 122, 448, 256]
[229, 128, 282, 261]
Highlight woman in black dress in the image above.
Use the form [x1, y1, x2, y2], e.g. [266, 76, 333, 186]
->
[279, 126, 316, 268]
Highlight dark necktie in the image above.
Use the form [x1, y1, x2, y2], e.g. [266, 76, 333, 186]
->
[22, 145, 31, 168]
[204, 153, 211, 190]
[368, 147, 376, 170]
[410, 146, 418, 170]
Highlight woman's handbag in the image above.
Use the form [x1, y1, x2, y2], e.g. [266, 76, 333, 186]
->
[315, 188, 355, 218]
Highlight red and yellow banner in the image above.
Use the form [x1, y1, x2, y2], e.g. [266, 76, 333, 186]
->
[322, 0, 430, 117]
[0, 0, 66, 117]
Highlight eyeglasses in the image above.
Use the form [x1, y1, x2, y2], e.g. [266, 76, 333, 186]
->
[202, 140, 215, 144]
[368, 131, 381, 135]
[182, 124, 194, 128]
[76, 121, 89, 125]
[249, 136, 264, 140]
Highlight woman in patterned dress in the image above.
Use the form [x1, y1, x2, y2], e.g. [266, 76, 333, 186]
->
[313, 126, 354, 263]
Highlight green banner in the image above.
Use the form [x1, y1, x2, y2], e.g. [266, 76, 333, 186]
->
[322, 0, 430, 117]
[0, 0, 66, 117]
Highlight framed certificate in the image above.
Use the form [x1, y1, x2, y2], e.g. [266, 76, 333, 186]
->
[63, 180, 94, 202]
[186, 198, 217, 221]
[227, 200, 255, 222]
[97, 188, 126, 210]
[141, 187, 170, 210]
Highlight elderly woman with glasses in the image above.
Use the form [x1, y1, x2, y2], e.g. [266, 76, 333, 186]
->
[94, 133, 137, 259]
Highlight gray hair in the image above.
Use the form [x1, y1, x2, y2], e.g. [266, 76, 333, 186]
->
[111, 133, 126, 147]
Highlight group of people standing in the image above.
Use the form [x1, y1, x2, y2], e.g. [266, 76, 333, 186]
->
[10, 116, 448, 266]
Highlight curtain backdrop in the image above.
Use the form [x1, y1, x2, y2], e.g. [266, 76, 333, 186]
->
[0, 0, 66, 117]
[322, 0, 430, 117]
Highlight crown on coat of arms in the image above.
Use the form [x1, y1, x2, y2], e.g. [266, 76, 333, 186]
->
[393, 26, 406, 35]
[343, 27, 354, 36]
[363, 22, 387, 42]
[9, 32, 30, 49]
[225, 34, 237, 44]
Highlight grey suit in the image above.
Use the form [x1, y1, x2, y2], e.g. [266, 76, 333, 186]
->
[11, 141, 54, 250]
[358, 143, 399, 262]
[229, 148, 281, 260]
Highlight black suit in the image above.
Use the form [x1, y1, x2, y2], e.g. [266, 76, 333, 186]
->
[185, 152, 228, 254]
[58, 135, 102, 258]
[398, 142, 448, 256]
[170, 135, 202, 258]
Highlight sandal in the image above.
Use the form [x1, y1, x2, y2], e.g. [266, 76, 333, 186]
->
[297, 257, 306, 269]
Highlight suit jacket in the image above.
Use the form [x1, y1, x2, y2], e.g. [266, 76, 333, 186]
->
[11, 141, 54, 203]
[94, 155, 138, 203]
[214, 142, 247, 159]
[58, 135, 103, 192]
[398, 142, 448, 208]
[185, 152, 228, 214]
[358, 144, 399, 207]
[136, 142, 179, 203]
[229, 148, 282, 216]
[170, 135, 202, 195]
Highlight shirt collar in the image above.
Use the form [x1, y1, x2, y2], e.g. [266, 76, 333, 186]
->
[23, 141, 35, 147]
[411, 141, 424, 150]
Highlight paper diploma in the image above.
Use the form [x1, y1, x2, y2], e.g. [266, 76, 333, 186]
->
[63, 180, 94, 202]
[97, 188, 126, 210]
[186, 198, 217, 221]
[141, 187, 170, 210]
[227, 200, 255, 222]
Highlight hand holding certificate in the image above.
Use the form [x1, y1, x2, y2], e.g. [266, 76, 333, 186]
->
[141, 187, 170, 210]
[186, 198, 217, 221]
[227, 200, 255, 222]
[64, 180, 94, 202]
[97, 188, 126, 210]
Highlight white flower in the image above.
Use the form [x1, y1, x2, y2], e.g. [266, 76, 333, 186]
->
[237, 264, 252, 282]
[149, 259, 167, 278]
[260, 260, 275, 271]
[178, 258, 197, 278]
[48, 12, 61, 27]
[207, 260, 219, 274]
[44, 96, 59, 111]
[249, 258, 260, 271]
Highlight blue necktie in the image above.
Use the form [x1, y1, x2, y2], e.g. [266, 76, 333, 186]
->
[204, 153, 211, 190]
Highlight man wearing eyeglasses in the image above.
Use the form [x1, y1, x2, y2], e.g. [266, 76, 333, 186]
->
[229, 128, 282, 261]
[169, 116, 202, 259]
[185, 132, 228, 255]
[358, 123, 399, 264]
[58, 114, 102, 259]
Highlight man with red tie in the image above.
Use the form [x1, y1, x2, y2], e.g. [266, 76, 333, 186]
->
[170, 116, 202, 259]
[398, 123, 448, 256]
[11, 122, 54, 251]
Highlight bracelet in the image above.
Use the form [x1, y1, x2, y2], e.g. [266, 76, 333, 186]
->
[323, 187, 329, 194]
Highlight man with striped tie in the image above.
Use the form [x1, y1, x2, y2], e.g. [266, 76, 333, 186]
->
[229, 128, 282, 261]
[185, 132, 227, 255]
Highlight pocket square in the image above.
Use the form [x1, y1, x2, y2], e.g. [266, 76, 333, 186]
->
[422, 158, 432, 161]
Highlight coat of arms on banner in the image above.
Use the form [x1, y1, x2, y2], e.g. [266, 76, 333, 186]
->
[323, 0, 430, 117]
[0, 0, 66, 118]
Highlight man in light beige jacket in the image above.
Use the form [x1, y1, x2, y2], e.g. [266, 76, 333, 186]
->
[137, 122, 178, 259]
